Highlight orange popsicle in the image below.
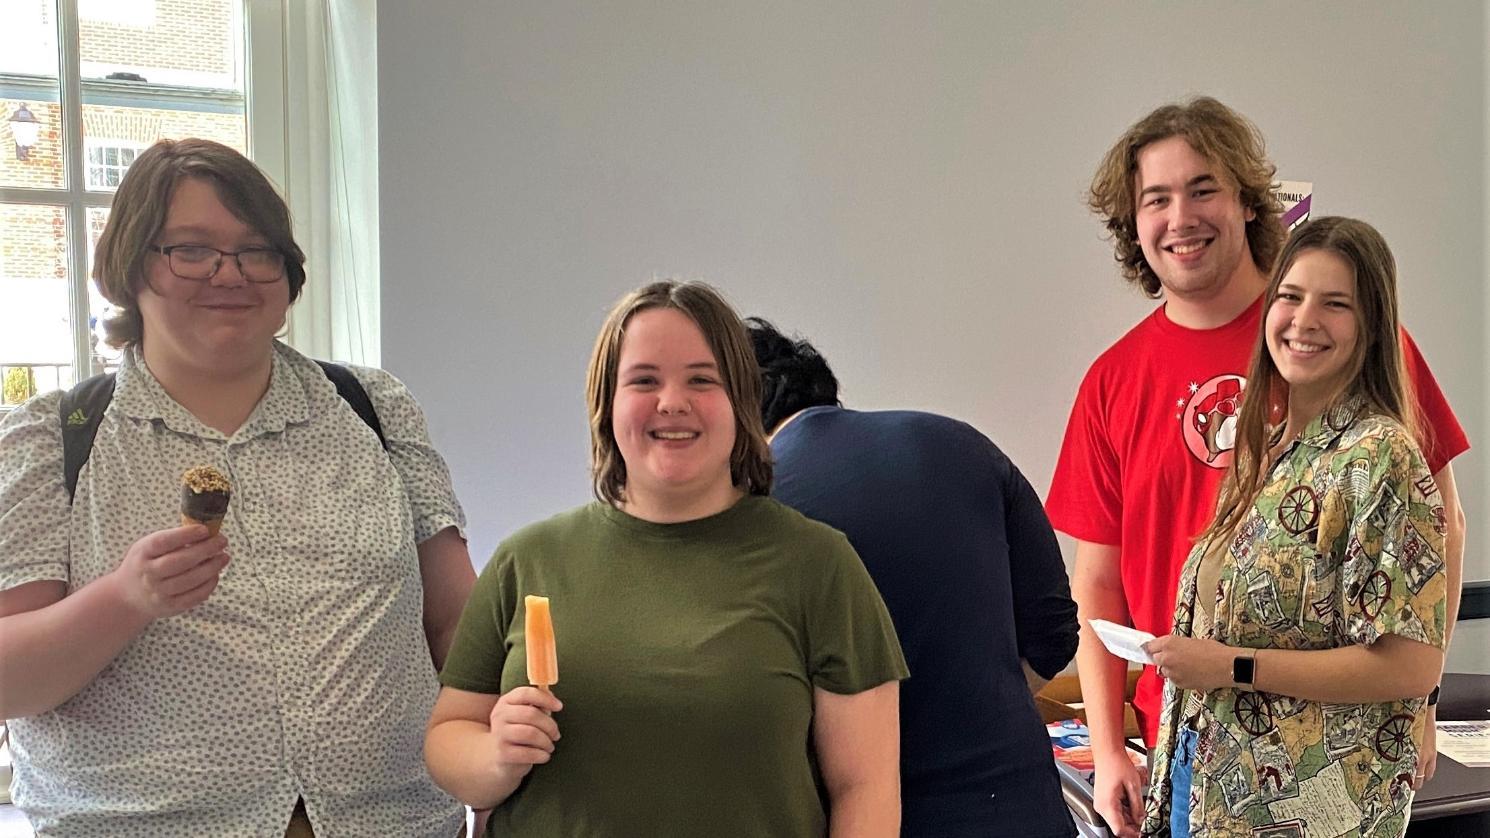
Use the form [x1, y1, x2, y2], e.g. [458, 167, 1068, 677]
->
[525, 595, 558, 691]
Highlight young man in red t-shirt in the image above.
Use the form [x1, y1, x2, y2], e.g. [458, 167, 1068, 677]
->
[1045, 96, 1469, 838]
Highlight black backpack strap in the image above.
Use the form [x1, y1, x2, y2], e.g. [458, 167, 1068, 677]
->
[316, 360, 388, 450]
[60, 372, 117, 501]
[58, 364, 385, 502]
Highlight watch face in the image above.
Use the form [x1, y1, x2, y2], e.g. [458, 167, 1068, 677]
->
[1234, 655, 1255, 685]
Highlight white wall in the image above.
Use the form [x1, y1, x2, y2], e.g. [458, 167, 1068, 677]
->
[377, 0, 1486, 584]
[1448, 619, 1490, 674]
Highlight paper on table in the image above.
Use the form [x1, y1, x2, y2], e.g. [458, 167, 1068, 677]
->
[1435, 720, 1490, 768]
[1089, 619, 1157, 665]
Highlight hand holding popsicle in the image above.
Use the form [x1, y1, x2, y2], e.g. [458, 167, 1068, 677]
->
[464, 595, 564, 791]
[486, 687, 563, 776]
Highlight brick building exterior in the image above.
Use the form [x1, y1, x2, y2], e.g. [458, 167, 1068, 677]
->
[78, 0, 237, 81]
[2, 0, 245, 401]
[1, 105, 243, 281]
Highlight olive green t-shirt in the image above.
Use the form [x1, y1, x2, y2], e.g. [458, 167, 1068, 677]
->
[440, 495, 908, 837]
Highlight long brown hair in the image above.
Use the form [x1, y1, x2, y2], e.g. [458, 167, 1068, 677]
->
[92, 138, 307, 347]
[1203, 216, 1416, 541]
[585, 280, 773, 506]
[1089, 96, 1284, 298]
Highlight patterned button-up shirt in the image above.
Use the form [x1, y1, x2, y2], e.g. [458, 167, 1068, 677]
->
[0, 343, 466, 837]
[1141, 398, 1447, 838]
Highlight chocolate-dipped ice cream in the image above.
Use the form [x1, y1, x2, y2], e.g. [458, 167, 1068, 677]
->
[181, 465, 231, 536]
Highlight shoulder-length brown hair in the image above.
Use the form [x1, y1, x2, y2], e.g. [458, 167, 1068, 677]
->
[1203, 216, 1417, 542]
[586, 280, 773, 506]
[1089, 96, 1285, 298]
[92, 138, 307, 347]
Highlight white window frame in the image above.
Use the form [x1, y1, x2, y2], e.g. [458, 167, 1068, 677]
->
[245, 0, 287, 192]
[0, 0, 287, 413]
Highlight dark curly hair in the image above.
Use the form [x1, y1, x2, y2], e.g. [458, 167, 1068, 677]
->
[1088, 96, 1284, 298]
[744, 317, 840, 432]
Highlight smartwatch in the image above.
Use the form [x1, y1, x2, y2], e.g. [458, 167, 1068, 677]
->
[1232, 652, 1256, 687]
[1427, 684, 1441, 706]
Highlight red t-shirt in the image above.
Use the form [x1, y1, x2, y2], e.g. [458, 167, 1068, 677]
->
[1046, 299, 1469, 746]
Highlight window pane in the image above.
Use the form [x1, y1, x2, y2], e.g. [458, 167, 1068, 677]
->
[0, 0, 64, 190]
[86, 206, 122, 370]
[81, 0, 246, 192]
[81, 0, 240, 88]
[0, 203, 75, 401]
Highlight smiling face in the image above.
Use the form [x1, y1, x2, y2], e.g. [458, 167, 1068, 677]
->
[1134, 135, 1258, 304]
[1266, 248, 1361, 417]
[611, 306, 741, 520]
[136, 177, 289, 374]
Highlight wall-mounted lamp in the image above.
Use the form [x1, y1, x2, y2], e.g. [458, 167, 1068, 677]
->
[9, 104, 41, 160]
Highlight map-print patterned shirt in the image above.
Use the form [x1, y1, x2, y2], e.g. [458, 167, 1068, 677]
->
[1141, 397, 1447, 838]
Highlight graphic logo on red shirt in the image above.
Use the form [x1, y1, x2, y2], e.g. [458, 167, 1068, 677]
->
[1178, 375, 1247, 468]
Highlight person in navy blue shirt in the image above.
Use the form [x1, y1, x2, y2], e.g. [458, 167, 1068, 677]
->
[748, 318, 1079, 838]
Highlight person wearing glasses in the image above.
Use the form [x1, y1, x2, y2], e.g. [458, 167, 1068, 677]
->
[0, 139, 475, 837]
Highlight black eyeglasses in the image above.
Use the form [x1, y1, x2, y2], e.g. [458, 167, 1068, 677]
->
[149, 244, 287, 283]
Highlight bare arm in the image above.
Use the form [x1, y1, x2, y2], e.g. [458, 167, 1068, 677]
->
[814, 681, 900, 838]
[1072, 542, 1131, 759]
[0, 526, 228, 718]
[1071, 540, 1143, 838]
[418, 526, 477, 672]
[0, 579, 137, 719]
[1259, 635, 1442, 702]
[425, 685, 562, 809]
[1416, 463, 1462, 783]
[1147, 633, 1442, 703]
[1433, 464, 1463, 653]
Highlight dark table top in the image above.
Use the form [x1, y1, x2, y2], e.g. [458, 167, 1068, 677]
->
[1056, 674, 1490, 827]
[1413, 672, 1490, 819]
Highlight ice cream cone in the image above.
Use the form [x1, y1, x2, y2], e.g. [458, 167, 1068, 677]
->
[182, 513, 224, 537]
[180, 466, 231, 537]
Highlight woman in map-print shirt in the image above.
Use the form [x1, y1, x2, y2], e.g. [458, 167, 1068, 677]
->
[1138, 217, 1448, 838]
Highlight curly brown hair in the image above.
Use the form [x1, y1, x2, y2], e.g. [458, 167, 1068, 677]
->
[1088, 97, 1284, 298]
[585, 280, 773, 506]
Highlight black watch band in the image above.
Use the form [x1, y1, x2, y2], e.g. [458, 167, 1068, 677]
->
[1232, 653, 1256, 686]
[1427, 685, 1441, 706]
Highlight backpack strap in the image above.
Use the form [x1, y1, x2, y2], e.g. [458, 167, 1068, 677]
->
[58, 362, 386, 504]
[315, 360, 388, 451]
[60, 372, 117, 501]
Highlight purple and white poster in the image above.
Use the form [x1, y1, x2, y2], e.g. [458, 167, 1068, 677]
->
[1275, 180, 1313, 230]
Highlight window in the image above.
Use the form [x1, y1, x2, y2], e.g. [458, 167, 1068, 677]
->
[0, 723, 10, 802]
[79, 0, 156, 28]
[0, 0, 286, 409]
[84, 139, 144, 189]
